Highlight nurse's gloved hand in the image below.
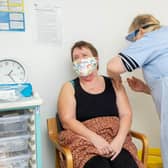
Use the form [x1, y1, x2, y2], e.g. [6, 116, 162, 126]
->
[127, 76, 151, 94]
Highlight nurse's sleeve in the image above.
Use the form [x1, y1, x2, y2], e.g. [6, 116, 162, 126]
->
[119, 36, 156, 72]
[119, 53, 140, 72]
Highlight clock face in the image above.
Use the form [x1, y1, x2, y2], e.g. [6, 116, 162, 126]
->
[0, 59, 26, 84]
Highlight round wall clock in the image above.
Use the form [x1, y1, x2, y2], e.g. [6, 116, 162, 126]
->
[0, 59, 26, 84]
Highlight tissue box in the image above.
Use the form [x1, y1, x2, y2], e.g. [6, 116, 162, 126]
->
[0, 83, 32, 101]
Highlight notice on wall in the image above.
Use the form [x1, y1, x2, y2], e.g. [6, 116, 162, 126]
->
[33, 0, 62, 45]
[0, 0, 25, 31]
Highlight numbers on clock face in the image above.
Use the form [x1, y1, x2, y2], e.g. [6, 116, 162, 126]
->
[0, 59, 26, 84]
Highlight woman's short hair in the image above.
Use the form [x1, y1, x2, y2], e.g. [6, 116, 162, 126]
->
[71, 41, 98, 61]
[128, 14, 161, 33]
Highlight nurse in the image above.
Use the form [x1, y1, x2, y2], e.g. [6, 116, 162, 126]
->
[107, 14, 168, 168]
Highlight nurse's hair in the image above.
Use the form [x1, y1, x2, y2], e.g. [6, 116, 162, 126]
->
[128, 14, 161, 33]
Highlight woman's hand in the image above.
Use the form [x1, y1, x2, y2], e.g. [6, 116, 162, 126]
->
[127, 76, 151, 94]
[109, 137, 123, 160]
[90, 134, 112, 156]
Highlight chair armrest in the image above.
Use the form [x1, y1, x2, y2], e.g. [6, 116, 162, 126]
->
[130, 130, 149, 168]
[49, 134, 73, 168]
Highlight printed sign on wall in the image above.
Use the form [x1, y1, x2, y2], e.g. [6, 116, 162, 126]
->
[0, 0, 25, 31]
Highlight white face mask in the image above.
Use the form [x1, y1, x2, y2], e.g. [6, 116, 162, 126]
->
[73, 57, 97, 77]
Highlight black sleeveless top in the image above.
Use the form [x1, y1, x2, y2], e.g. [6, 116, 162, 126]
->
[73, 76, 119, 122]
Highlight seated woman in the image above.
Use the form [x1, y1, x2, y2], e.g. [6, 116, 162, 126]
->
[57, 41, 143, 168]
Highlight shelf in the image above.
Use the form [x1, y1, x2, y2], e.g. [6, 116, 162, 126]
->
[0, 92, 42, 168]
[0, 93, 42, 111]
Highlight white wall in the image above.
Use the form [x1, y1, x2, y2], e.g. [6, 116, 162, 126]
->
[1, 0, 168, 167]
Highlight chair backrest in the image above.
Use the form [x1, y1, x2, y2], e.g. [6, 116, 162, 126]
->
[56, 113, 64, 132]
[47, 113, 63, 138]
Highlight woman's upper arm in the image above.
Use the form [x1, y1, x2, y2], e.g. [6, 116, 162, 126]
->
[113, 83, 132, 118]
[57, 82, 76, 125]
[107, 55, 127, 75]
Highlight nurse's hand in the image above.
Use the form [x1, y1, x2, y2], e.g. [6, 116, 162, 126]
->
[127, 76, 151, 94]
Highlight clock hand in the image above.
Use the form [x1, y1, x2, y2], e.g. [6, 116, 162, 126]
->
[8, 70, 13, 76]
[7, 70, 16, 82]
[9, 75, 15, 82]
[5, 70, 13, 76]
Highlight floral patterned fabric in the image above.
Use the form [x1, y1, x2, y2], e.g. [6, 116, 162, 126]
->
[58, 116, 144, 168]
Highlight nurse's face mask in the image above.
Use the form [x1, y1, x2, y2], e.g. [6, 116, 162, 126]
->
[73, 57, 97, 77]
[125, 24, 158, 42]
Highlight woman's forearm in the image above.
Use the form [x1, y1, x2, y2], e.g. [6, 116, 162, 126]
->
[116, 115, 132, 144]
[62, 118, 98, 141]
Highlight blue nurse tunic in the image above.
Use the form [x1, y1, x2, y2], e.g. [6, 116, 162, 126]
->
[119, 26, 168, 168]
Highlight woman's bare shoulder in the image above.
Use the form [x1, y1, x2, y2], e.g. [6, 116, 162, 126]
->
[59, 80, 75, 96]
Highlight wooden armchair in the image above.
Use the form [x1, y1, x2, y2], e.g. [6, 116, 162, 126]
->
[47, 117, 149, 168]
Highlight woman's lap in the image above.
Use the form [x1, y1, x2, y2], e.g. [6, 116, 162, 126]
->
[84, 148, 138, 168]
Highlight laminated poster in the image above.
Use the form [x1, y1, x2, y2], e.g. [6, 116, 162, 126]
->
[0, 0, 25, 31]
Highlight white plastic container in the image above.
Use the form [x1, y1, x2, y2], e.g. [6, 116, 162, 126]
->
[0, 113, 31, 137]
[0, 134, 30, 154]
[0, 151, 31, 168]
